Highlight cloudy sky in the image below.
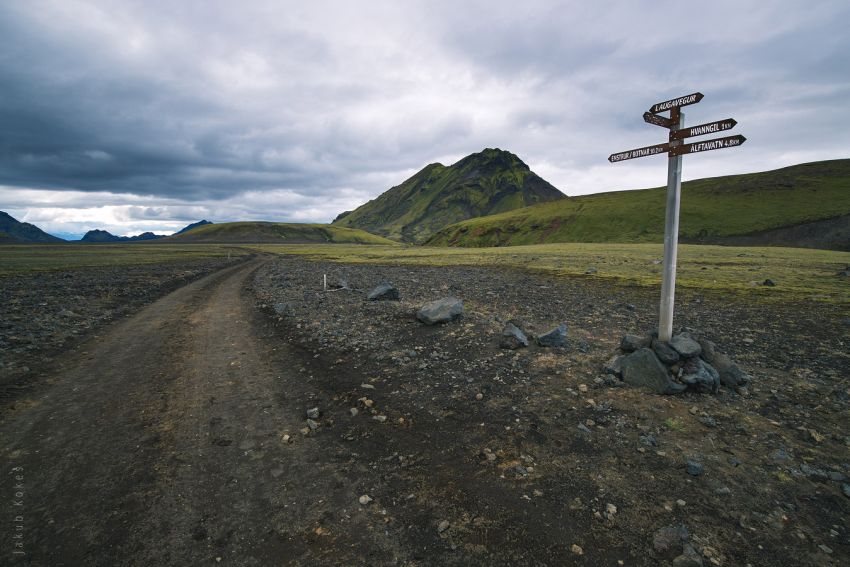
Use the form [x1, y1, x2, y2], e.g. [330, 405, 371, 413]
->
[1, 0, 848, 239]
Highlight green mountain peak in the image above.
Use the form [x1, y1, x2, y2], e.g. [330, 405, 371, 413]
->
[332, 148, 565, 243]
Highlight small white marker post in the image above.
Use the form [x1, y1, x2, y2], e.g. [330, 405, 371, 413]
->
[658, 108, 684, 342]
[608, 92, 746, 342]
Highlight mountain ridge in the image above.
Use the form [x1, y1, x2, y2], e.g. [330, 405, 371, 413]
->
[332, 148, 566, 243]
[426, 158, 850, 251]
[0, 211, 65, 243]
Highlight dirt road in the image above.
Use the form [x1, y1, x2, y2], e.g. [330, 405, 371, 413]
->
[0, 259, 396, 565]
[3, 257, 847, 566]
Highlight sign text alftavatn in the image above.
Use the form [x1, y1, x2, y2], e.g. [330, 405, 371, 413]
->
[608, 93, 746, 342]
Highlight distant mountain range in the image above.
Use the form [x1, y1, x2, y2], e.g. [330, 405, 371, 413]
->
[332, 148, 565, 243]
[0, 211, 64, 243]
[80, 220, 214, 242]
[0, 213, 214, 243]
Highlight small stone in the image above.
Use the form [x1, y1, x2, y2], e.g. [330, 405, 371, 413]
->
[676, 499, 686, 507]
[842, 483, 850, 498]
[475, 393, 484, 400]
[349, 407, 359, 417]
[605, 503, 618, 519]
[306, 418, 319, 430]
[281, 434, 291, 443]
[437, 520, 450, 533]
[359, 494, 373, 506]
[620, 334, 650, 353]
[533, 489, 544, 497]
[686, 460, 703, 476]
[818, 544, 833, 554]
[578, 384, 589, 393]
[373, 415, 387, 423]
[714, 486, 731, 495]
[653, 523, 689, 556]
[762, 278, 776, 286]
[570, 544, 584, 555]
[367, 282, 400, 301]
[499, 322, 529, 349]
[306, 407, 320, 419]
[577, 423, 592, 434]
[585, 266, 597, 274]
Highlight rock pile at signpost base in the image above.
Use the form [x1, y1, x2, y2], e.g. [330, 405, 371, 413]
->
[605, 331, 751, 395]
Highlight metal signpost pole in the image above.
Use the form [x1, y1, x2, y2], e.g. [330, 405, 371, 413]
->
[658, 108, 684, 342]
[608, 92, 744, 342]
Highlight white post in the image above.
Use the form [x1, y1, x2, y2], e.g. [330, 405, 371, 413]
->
[658, 109, 685, 342]
[323, 274, 327, 291]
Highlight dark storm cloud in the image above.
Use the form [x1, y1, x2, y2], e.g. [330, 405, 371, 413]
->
[1, 0, 849, 236]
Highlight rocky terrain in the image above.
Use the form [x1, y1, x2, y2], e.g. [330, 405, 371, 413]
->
[252, 256, 850, 566]
[0, 256, 243, 406]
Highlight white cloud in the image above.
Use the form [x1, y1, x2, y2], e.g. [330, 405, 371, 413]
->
[1, 0, 849, 236]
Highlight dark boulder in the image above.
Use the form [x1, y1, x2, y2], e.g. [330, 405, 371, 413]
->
[417, 297, 463, 325]
[669, 334, 702, 358]
[652, 339, 681, 365]
[698, 338, 751, 388]
[681, 358, 720, 393]
[499, 322, 528, 349]
[621, 348, 686, 395]
[537, 323, 567, 347]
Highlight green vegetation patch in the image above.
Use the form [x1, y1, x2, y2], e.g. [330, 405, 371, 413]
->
[249, 242, 850, 304]
[0, 244, 249, 276]
[168, 222, 397, 245]
[428, 159, 850, 247]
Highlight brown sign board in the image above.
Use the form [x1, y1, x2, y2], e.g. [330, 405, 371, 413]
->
[608, 142, 670, 163]
[643, 112, 674, 128]
[649, 92, 703, 114]
[671, 118, 737, 141]
[668, 134, 746, 157]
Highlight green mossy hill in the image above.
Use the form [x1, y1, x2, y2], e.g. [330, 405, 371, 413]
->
[332, 148, 566, 243]
[164, 222, 398, 245]
[0, 211, 64, 243]
[427, 159, 850, 250]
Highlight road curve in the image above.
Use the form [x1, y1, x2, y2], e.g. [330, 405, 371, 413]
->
[0, 258, 387, 566]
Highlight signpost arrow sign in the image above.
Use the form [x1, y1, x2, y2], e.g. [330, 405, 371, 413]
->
[671, 118, 737, 140]
[609, 91, 746, 343]
[669, 134, 746, 157]
[608, 142, 670, 163]
[643, 111, 675, 129]
[649, 92, 703, 114]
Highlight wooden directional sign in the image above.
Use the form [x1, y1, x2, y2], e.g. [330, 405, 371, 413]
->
[671, 118, 737, 140]
[608, 142, 669, 163]
[649, 92, 703, 114]
[643, 111, 674, 128]
[669, 134, 746, 157]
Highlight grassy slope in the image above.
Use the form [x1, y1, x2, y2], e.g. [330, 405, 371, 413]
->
[165, 222, 398, 245]
[427, 159, 850, 247]
[333, 148, 565, 243]
[250, 242, 850, 304]
[0, 244, 250, 276]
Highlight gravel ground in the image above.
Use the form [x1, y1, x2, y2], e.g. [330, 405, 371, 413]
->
[0, 256, 244, 406]
[250, 255, 850, 566]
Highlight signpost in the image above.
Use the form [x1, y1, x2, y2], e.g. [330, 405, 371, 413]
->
[608, 93, 746, 342]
